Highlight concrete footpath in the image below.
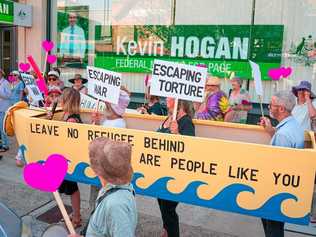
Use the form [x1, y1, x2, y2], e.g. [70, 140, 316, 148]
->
[0, 137, 312, 237]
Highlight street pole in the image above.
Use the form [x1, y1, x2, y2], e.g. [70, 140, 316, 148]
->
[171, 0, 176, 25]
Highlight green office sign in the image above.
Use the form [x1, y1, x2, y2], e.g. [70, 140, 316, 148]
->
[94, 25, 284, 80]
[0, 0, 13, 24]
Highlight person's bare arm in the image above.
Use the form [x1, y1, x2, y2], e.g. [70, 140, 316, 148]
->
[305, 91, 316, 118]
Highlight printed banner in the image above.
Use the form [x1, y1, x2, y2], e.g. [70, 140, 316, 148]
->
[87, 66, 121, 105]
[0, 0, 13, 24]
[80, 93, 106, 111]
[93, 25, 284, 80]
[21, 73, 44, 102]
[14, 109, 316, 225]
[151, 60, 207, 102]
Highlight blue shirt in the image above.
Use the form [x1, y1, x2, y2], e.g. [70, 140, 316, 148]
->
[10, 81, 25, 105]
[271, 116, 305, 148]
[0, 78, 12, 112]
[86, 183, 137, 237]
[59, 24, 86, 58]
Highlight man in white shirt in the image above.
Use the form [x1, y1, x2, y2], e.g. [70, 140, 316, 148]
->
[291, 81, 316, 131]
[60, 12, 86, 63]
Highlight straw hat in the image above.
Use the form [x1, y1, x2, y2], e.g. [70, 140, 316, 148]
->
[69, 74, 88, 84]
[89, 138, 133, 185]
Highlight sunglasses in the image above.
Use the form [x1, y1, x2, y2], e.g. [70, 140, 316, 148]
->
[48, 77, 57, 82]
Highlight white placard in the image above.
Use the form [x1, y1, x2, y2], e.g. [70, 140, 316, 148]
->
[87, 66, 121, 105]
[80, 93, 106, 111]
[21, 73, 44, 102]
[150, 60, 207, 102]
[249, 60, 263, 97]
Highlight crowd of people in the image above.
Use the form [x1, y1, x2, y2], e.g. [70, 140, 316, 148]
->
[1, 66, 316, 237]
[0, 67, 87, 154]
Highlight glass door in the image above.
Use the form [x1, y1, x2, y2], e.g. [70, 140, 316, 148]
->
[0, 26, 15, 74]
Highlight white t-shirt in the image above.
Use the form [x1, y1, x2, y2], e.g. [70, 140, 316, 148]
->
[101, 118, 126, 128]
[292, 99, 316, 131]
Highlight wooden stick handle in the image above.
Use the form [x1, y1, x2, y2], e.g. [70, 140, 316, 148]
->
[172, 98, 179, 121]
[258, 95, 265, 118]
[92, 99, 100, 125]
[43, 52, 48, 75]
[53, 191, 76, 234]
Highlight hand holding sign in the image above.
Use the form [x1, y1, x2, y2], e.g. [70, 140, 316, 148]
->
[21, 73, 44, 103]
[23, 154, 76, 234]
[151, 60, 207, 102]
[151, 60, 207, 120]
[87, 66, 122, 105]
[80, 93, 106, 111]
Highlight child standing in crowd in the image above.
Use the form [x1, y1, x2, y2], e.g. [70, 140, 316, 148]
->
[48, 88, 82, 228]
[157, 98, 195, 237]
[89, 90, 130, 209]
[9, 71, 25, 106]
[69, 138, 137, 237]
[0, 69, 12, 152]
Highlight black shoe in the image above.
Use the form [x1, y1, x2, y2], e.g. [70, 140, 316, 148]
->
[0, 146, 9, 152]
[0, 155, 3, 160]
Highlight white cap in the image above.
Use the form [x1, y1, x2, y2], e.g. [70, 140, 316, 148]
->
[11, 70, 20, 76]
[48, 70, 60, 78]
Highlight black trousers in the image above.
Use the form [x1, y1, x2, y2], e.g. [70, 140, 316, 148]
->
[158, 199, 179, 237]
[261, 219, 284, 237]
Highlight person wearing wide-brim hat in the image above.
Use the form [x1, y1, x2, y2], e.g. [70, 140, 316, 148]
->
[69, 74, 88, 94]
[291, 80, 316, 131]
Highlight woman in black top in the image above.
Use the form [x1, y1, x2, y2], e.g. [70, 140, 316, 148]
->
[138, 95, 166, 116]
[157, 98, 195, 237]
[47, 88, 82, 228]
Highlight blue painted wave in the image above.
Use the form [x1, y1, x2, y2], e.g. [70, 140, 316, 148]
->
[47, 162, 310, 225]
[132, 173, 309, 225]
[65, 162, 101, 187]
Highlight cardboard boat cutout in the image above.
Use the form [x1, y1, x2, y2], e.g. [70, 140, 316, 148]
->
[7, 106, 316, 225]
